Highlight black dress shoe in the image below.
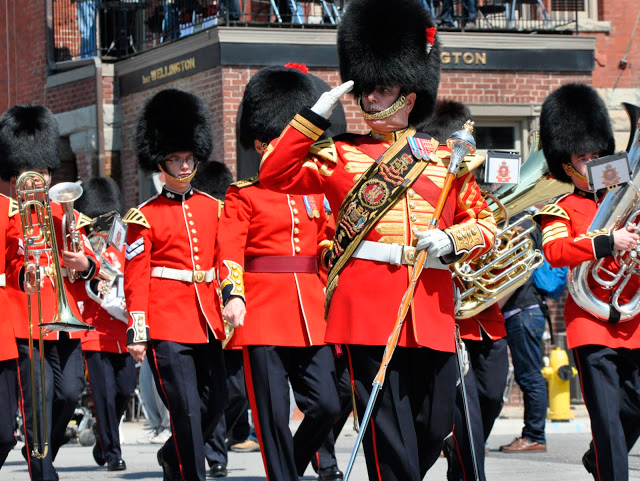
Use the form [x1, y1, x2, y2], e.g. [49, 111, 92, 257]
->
[108, 458, 127, 471]
[157, 449, 182, 481]
[318, 466, 344, 481]
[92, 444, 106, 466]
[209, 462, 228, 477]
[582, 451, 599, 481]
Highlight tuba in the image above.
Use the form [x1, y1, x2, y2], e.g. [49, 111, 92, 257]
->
[85, 212, 127, 322]
[15, 172, 93, 459]
[48, 182, 83, 283]
[453, 130, 573, 318]
[567, 102, 640, 322]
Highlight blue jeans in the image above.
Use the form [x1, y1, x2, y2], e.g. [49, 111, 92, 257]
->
[439, 0, 476, 26]
[77, 0, 97, 58]
[504, 308, 547, 444]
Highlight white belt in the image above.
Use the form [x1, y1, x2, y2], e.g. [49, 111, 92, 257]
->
[352, 241, 449, 270]
[0, 273, 5, 287]
[150, 266, 216, 284]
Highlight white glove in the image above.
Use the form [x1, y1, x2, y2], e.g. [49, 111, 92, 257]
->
[415, 229, 454, 257]
[311, 80, 354, 119]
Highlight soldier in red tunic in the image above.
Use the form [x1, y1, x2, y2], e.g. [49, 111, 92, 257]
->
[76, 177, 135, 472]
[219, 65, 341, 481]
[0, 105, 100, 481]
[259, 1, 497, 478]
[124, 89, 226, 481]
[0, 193, 21, 470]
[535, 83, 640, 481]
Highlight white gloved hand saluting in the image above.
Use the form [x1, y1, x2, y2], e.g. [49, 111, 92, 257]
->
[311, 80, 354, 119]
[415, 229, 454, 257]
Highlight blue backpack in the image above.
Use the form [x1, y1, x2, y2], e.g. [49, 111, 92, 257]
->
[532, 257, 568, 299]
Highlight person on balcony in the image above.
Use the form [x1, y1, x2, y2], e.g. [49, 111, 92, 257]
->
[438, 0, 477, 29]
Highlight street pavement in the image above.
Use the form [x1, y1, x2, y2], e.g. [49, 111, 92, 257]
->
[4, 406, 640, 480]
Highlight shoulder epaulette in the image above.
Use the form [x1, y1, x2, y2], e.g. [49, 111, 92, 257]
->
[232, 175, 260, 189]
[309, 138, 338, 164]
[76, 212, 93, 230]
[533, 204, 570, 220]
[123, 208, 150, 228]
[8, 198, 19, 218]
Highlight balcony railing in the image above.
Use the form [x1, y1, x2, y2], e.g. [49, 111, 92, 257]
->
[52, 0, 580, 62]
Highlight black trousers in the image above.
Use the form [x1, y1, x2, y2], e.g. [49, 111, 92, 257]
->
[148, 338, 226, 481]
[347, 345, 457, 481]
[314, 346, 353, 472]
[0, 358, 18, 469]
[204, 349, 250, 467]
[448, 337, 509, 481]
[574, 344, 640, 481]
[84, 350, 136, 463]
[244, 344, 340, 481]
[17, 337, 85, 481]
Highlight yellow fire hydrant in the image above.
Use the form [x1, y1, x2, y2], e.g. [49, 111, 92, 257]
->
[541, 347, 578, 421]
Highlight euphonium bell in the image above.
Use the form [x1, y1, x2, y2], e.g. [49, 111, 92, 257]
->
[453, 129, 572, 319]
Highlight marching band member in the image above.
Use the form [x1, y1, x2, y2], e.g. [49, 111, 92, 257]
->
[76, 177, 135, 472]
[258, 0, 497, 478]
[421, 100, 509, 481]
[0, 191, 21, 470]
[218, 64, 341, 481]
[0, 104, 99, 481]
[536, 83, 640, 481]
[124, 89, 226, 481]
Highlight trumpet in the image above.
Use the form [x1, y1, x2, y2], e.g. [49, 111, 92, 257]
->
[48, 182, 83, 283]
[16, 172, 93, 459]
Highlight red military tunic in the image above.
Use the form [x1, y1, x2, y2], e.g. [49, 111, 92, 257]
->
[259, 108, 496, 352]
[218, 178, 330, 347]
[0, 195, 20, 361]
[7, 201, 100, 342]
[123, 187, 225, 344]
[537, 192, 640, 349]
[457, 303, 506, 341]
[81, 247, 128, 354]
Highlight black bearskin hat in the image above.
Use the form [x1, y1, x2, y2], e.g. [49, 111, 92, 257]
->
[192, 161, 233, 201]
[337, 0, 441, 125]
[136, 89, 212, 174]
[238, 65, 317, 149]
[540, 83, 615, 184]
[0, 105, 60, 182]
[418, 100, 472, 143]
[76, 177, 123, 218]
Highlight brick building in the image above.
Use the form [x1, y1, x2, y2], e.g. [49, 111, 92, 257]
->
[1, 0, 639, 404]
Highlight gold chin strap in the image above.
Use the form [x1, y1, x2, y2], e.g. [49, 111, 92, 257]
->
[158, 163, 198, 184]
[360, 95, 407, 121]
[564, 162, 588, 182]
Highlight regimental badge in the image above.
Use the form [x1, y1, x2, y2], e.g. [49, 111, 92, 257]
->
[495, 161, 511, 183]
[343, 201, 369, 233]
[358, 179, 389, 208]
[380, 154, 414, 186]
[303, 196, 320, 218]
[601, 164, 621, 187]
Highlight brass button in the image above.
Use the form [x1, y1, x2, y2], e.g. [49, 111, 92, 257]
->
[194, 247, 199, 253]
[290, 200, 296, 205]
[195, 264, 201, 270]
[188, 212, 193, 217]
[294, 218, 300, 225]
[409, 202, 416, 209]
[294, 228, 299, 234]
[233, 272, 239, 277]
[294, 238, 299, 244]
[191, 229, 196, 234]
[295, 246, 301, 253]
[293, 208, 299, 215]
[194, 256, 199, 261]
[193, 238, 198, 243]
[410, 214, 417, 222]
[184, 205, 190, 210]
[189, 221, 194, 226]
[408, 189, 416, 198]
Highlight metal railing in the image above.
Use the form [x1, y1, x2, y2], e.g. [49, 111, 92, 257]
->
[52, 0, 580, 61]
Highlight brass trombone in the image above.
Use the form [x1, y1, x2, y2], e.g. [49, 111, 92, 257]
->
[48, 182, 83, 283]
[16, 171, 94, 458]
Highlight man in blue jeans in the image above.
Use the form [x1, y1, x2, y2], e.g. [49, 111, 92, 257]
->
[499, 219, 548, 452]
[438, 0, 476, 28]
